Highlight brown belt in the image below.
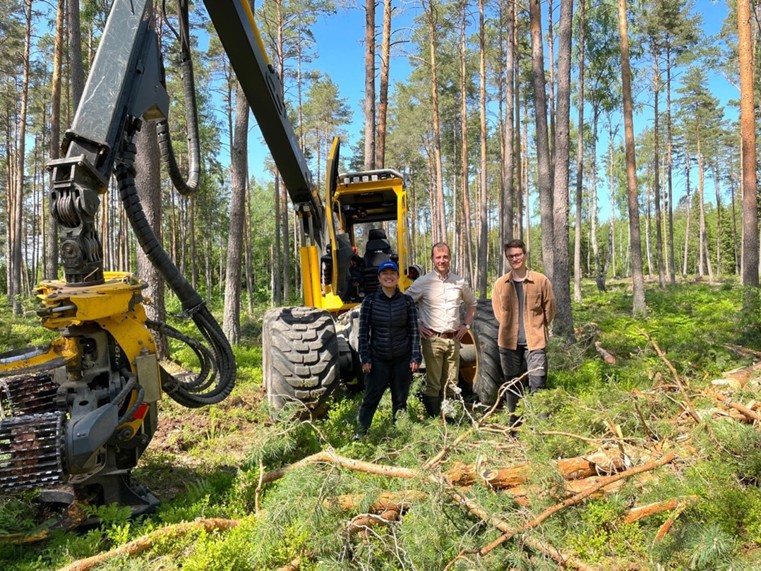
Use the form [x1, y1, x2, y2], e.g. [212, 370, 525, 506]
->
[431, 330, 456, 339]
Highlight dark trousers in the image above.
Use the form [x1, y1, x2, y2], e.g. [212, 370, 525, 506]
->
[357, 356, 412, 432]
[498, 346, 547, 414]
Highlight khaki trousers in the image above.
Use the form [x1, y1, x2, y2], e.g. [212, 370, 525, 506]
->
[421, 335, 460, 399]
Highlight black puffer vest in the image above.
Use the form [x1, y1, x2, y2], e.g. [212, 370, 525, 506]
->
[367, 289, 413, 360]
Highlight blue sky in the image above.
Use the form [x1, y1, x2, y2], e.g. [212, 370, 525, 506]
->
[246, 0, 739, 217]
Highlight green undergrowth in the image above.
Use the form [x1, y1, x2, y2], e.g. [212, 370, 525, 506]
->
[2, 281, 761, 569]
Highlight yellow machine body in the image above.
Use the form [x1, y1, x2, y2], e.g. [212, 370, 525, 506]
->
[300, 138, 412, 314]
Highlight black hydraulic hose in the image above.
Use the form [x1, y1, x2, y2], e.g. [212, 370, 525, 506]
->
[117, 369, 146, 425]
[147, 320, 218, 393]
[115, 142, 235, 408]
[157, 0, 200, 196]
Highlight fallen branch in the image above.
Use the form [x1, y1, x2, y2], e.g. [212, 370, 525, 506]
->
[448, 449, 628, 490]
[504, 470, 656, 507]
[724, 344, 761, 360]
[56, 518, 240, 571]
[631, 396, 658, 443]
[653, 499, 690, 543]
[539, 430, 610, 444]
[520, 534, 600, 571]
[445, 534, 599, 571]
[261, 443, 676, 569]
[643, 331, 702, 424]
[275, 557, 302, 571]
[261, 448, 418, 484]
[266, 447, 628, 494]
[711, 392, 761, 423]
[345, 510, 401, 535]
[623, 496, 698, 523]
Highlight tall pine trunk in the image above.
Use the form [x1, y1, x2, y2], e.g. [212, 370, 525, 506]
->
[738, 0, 759, 297]
[501, 0, 516, 273]
[423, 0, 447, 243]
[666, 49, 676, 284]
[223, 82, 249, 344]
[573, 0, 585, 302]
[552, 0, 575, 341]
[529, 0, 554, 281]
[376, 0, 392, 167]
[68, 0, 84, 111]
[135, 121, 169, 358]
[477, 0, 488, 298]
[617, 0, 646, 315]
[11, 0, 33, 314]
[364, 0, 376, 169]
[46, 0, 65, 281]
[696, 139, 713, 280]
[458, 0, 473, 285]
[652, 50, 665, 287]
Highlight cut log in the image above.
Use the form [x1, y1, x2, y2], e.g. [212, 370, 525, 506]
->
[479, 452, 677, 555]
[325, 490, 427, 512]
[276, 558, 301, 571]
[724, 344, 761, 360]
[464, 450, 627, 490]
[595, 341, 617, 364]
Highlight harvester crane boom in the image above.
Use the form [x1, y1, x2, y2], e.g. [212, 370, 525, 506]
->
[205, 1, 325, 247]
[0, 0, 322, 517]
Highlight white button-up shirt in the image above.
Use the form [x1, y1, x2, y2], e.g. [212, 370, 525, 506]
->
[405, 270, 477, 333]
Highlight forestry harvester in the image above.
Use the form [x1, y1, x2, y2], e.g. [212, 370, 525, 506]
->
[0, 0, 501, 517]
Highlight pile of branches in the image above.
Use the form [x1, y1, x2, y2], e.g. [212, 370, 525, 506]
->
[58, 336, 761, 571]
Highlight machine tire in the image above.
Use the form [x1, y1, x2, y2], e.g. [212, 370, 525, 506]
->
[471, 299, 504, 405]
[263, 307, 340, 417]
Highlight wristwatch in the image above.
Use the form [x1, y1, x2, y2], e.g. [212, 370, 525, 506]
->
[464, 323, 471, 330]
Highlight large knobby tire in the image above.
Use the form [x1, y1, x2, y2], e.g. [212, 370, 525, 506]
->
[263, 307, 339, 417]
[471, 299, 504, 405]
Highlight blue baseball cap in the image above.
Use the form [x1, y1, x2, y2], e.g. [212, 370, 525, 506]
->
[378, 260, 399, 274]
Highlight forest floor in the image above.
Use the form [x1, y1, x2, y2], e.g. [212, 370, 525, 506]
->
[2, 279, 761, 570]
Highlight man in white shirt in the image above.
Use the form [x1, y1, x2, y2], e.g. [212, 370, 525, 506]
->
[405, 242, 477, 417]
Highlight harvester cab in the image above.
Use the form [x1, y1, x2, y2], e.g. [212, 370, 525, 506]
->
[306, 138, 414, 311]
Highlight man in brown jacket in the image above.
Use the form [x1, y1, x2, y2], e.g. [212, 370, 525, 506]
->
[491, 239, 556, 427]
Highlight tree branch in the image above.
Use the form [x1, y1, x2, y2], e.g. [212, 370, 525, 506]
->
[57, 518, 240, 571]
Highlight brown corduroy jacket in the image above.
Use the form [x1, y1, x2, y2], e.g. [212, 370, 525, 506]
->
[491, 270, 556, 350]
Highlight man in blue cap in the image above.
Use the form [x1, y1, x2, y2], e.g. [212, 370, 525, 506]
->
[356, 260, 422, 439]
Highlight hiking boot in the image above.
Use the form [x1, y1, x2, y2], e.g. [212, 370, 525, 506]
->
[421, 395, 441, 418]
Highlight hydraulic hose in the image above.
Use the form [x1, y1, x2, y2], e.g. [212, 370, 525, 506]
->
[114, 141, 235, 408]
[117, 369, 146, 425]
[157, 0, 201, 196]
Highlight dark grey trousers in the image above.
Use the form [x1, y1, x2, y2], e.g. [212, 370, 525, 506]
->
[498, 346, 547, 414]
